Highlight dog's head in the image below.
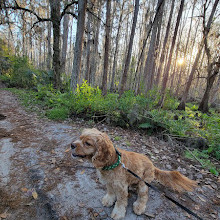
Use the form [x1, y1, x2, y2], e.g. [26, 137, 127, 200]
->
[71, 128, 115, 168]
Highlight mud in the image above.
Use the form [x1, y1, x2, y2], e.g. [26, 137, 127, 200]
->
[0, 89, 219, 220]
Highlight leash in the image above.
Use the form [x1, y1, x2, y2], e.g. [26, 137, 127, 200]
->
[115, 148, 203, 220]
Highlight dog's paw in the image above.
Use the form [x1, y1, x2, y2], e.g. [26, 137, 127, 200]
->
[102, 194, 116, 207]
[133, 201, 146, 215]
[111, 206, 126, 220]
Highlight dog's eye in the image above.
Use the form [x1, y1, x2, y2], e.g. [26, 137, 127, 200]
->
[85, 141, 91, 146]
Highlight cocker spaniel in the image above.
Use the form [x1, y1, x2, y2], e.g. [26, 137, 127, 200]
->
[71, 128, 197, 220]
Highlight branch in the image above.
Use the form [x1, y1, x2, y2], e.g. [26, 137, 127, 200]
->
[31, 18, 51, 29]
[5, 0, 51, 23]
[60, 0, 78, 19]
[87, 8, 106, 26]
[63, 11, 77, 19]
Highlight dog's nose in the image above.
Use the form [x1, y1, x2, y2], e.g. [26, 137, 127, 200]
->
[71, 143, 77, 149]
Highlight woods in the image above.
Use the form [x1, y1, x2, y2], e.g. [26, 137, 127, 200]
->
[0, 0, 220, 169]
[0, 0, 219, 107]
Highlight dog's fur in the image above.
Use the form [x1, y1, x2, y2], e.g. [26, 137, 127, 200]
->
[71, 128, 197, 220]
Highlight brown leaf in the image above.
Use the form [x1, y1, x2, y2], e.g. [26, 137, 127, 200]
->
[21, 187, 28, 192]
[32, 191, 38, 200]
[65, 148, 71, 153]
[0, 213, 8, 219]
[94, 213, 99, 217]
[80, 170, 85, 175]
[78, 159, 84, 163]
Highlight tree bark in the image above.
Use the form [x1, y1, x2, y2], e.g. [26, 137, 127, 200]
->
[119, 0, 139, 97]
[70, 0, 87, 91]
[85, 9, 92, 83]
[49, 0, 61, 89]
[61, 13, 69, 74]
[110, 0, 125, 92]
[144, 0, 164, 93]
[155, 0, 175, 86]
[102, 0, 111, 95]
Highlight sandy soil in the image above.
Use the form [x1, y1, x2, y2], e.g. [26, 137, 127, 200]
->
[0, 88, 219, 220]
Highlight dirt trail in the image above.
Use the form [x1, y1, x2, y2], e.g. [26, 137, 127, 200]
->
[0, 89, 219, 220]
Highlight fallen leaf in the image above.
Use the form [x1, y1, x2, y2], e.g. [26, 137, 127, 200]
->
[0, 213, 8, 219]
[144, 212, 155, 218]
[21, 187, 28, 192]
[218, 177, 220, 183]
[80, 170, 85, 175]
[40, 162, 46, 165]
[198, 196, 206, 202]
[194, 205, 200, 210]
[94, 213, 99, 217]
[78, 159, 84, 163]
[65, 148, 71, 153]
[51, 150, 55, 154]
[51, 158, 56, 164]
[78, 203, 85, 208]
[32, 191, 38, 199]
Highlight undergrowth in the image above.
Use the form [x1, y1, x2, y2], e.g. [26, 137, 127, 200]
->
[3, 81, 220, 176]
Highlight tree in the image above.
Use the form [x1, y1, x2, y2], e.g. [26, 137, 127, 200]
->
[158, 0, 185, 107]
[155, 0, 175, 86]
[70, 0, 87, 92]
[61, 12, 69, 75]
[119, 0, 139, 96]
[102, 0, 111, 96]
[110, 0, 125, 92]
[143, 0, 164, 93]
[178, 0, 219, 110]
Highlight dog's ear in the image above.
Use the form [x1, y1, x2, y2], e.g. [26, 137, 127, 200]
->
[92, 133, 114, 168]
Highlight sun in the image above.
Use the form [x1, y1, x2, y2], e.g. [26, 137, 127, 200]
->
[177, 58, 184, 65]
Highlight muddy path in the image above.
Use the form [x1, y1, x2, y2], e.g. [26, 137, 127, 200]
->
[0, 89, 219, 220]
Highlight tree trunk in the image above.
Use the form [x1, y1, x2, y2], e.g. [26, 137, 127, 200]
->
[119, 0, 139, 97]
[175, 1, 197, 97]
[155, 0, 175, 86]
[178, 0, 219, 110]
[70, 0, 87, 91]
[90, 2, 102, 86]
[110, 0, 125, 92]
[61, 13, 69, 74]
[49, 0, 61, 89]
[143, 0, 164, 93]
[102, 0, 111, 95]
[198, 62, 219, 113]
[158, 0, 185, 107]
[85, 9, 92, 83]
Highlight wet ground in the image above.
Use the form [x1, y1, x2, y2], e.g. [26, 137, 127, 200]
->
[0, 88, 219, 220]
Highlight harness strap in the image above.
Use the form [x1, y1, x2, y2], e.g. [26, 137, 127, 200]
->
[115, 148, 203, 220]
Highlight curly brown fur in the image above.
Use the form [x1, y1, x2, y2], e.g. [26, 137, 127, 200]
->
[71, 128, 197, 220]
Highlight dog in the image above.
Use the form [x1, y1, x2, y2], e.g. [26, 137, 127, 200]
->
[71, 128, 197, 220]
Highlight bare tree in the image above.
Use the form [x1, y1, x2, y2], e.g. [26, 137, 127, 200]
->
[158, 0, 185, 107]
[70, 0, 87, 92]
[119, 0, 139, 96]
[178, 0, 219, 110]
[102, 0, 111, 95]
[143, 0, 164, 93]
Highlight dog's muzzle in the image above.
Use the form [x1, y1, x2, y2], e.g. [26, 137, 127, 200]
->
[71, 143, 86, 158]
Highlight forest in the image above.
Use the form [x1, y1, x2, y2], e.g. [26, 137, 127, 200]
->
[0, 0, 220, 175]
